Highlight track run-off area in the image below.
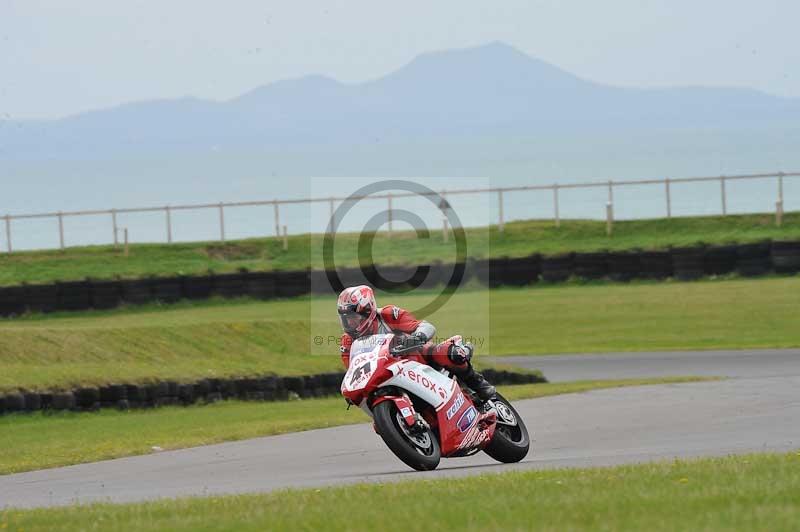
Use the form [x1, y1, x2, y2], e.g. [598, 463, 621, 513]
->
[1, 349, 798, 509]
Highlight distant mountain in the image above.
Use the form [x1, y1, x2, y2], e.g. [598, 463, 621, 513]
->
[2, 41, 799, 160]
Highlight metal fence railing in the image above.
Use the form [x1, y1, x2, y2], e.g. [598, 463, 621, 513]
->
[2, 171, 798, 253]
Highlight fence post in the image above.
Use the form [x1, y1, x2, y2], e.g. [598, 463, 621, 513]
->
[112, 209, 118, 246]
[776, 172, 785, 227]
[387, 193, 393, 236]
[274, 202, 280, 237]
[608, 180, 614, 204]
[553, 184, 560, 228]
[218, 203, 226, 243]
[720, 176, 727, 215]
[439, 190, 449, 242]
[328, 197, 335, 229]
[124, 228, 129, 257]
[606, 202, 614, 236]
[57, 212, 65, 250]
[4, 215, 12, 253]
[165, 206, 173, 243]
[665, 178, 672, 218]
[282, 225, 288, 251]
[498, 189, 505, 233]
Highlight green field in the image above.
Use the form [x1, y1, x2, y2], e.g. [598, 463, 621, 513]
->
[4, 451, 798, 531]
[1, 277, 798, 393]
[1, 212, 798, 286]
[0, 378, 707, 475]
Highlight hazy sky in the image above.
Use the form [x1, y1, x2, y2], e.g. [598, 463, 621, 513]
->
[2, 0, 798, 119]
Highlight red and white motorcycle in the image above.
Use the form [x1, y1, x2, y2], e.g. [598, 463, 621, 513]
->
[341, 333, 530, 471]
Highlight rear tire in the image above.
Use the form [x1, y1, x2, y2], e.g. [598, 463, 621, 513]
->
[373, 401, 440, 471]
[484, 393, 530, 463]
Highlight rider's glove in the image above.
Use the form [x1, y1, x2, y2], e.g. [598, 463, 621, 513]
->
[390, 333, 426, 356]
[448, 340, 474, 365]
[410, 331, 428, 345]
[390, 334, 413, 355]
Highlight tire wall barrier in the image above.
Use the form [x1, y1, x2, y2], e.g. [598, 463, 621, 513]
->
[0, 240, 799, 317]
[0, 369, 547, 416]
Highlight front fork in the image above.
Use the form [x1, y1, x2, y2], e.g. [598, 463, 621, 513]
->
[372, 392, 428, 432]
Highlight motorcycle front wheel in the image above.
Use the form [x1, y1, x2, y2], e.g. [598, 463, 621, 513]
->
[373, 401, 441, 471]
[483, 393, 530, 463]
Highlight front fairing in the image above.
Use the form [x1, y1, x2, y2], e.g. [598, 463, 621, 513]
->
[341, 334, 393, 404]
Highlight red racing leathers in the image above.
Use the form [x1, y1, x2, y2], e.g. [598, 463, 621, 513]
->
[340, 305, 467, 373]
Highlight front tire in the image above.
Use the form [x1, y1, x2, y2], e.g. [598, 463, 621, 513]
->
[483, 393, 530, 463]
[373, 401, 440, 471]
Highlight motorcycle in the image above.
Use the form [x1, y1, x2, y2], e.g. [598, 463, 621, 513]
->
[341, 333, 530, 471]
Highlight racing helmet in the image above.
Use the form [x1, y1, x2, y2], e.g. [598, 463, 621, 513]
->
[337, 285, 377, 338]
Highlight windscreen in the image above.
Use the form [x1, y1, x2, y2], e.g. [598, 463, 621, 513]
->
[349, 333, 393, 359]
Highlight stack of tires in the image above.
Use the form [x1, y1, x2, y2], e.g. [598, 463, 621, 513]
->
[573, 251, 608, 280]
[417, 261, 444, 290]
[736, 241, 772, 277]
[151, 278, 182, 303]
[4, 237, 800, 320]
[474, 258, 505, 288]
[639, 250, 672, 279]
[25, 284, 59, 313]
[704, 244, 738, 276]
[213, 273, 248, 298]
[91, 280, 123, 309]
[120, 278, 154, 305]
[771, 241, 800, 274]
[0, 367, 540, 416]
[607, 250, 641, 282]
[335, 266, 367, 291]
[58, 281, 92, 311]
[246, 272, 278, 299]
[446, 261, 473, 289]
[99, 384, 130, 410]
[274, 270, 310, 298]
[541, 253, 573, 283]
[502, 255, 541, 286]
[0, 286, 26, 316]
[182, 275, 214, 300]
[366, 265, 409, 291]
[671, 246, 705, 280]
[0, 393, 26, 414]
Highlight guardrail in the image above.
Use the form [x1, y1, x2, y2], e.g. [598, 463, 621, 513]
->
[2, 171, 798, 252]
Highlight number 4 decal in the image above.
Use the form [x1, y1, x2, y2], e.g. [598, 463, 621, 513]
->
[349, 361, 371, 385]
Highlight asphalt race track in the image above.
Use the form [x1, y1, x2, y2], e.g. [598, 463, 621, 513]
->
[490, 349, 800, 382]
[1, 350, 799, 509]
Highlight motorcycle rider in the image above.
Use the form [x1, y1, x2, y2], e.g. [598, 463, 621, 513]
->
[337, 285, 496, 401]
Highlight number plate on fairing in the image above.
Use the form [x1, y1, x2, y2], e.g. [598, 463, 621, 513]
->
[342, 334, 392, 392]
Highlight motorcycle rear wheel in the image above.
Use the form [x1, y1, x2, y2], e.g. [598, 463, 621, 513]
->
[483, 393, 530, 463]
[374, 401, 441, 471]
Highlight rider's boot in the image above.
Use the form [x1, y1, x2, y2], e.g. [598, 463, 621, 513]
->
[445, 338, 496, 401]
[457, 364, 496, 402]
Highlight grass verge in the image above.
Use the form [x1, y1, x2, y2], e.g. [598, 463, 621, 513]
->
[0, 377, 709, 475]
[1, 212, 798, 286]
[0, 277, 797, 393]
[3, 451, 798, 531]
